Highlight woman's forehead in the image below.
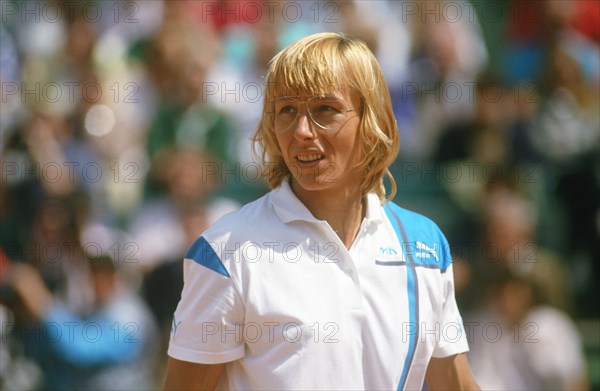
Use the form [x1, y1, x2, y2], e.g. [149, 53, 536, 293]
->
[271, 81, 356, 101]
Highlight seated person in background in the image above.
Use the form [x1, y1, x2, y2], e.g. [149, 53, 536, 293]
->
[6, 256, 158, 391]
[467, 268, 588, 391]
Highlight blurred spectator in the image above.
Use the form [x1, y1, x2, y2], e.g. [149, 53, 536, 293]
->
[452, 181, 573, 312]
[0, 24, 22, 146]
[501, 0, 600, 87]
[23, 195, 94, 313]
[144, 16, 232, 166]
[572, 0, 600, 45]
[530, 39, 600, 317]
[204, 18, 278, 165]
[480, 186, 572, 312]
[0, 248, 44, 390]
[532, 44, 599, 164]
[22, 111, 101, 198]
[129, 147, 240, 270]
[433, 73, 542, 166]
[467, 268, 588, 391]
[402, 0, 488, 159]
[463, 152, 589, 391]
[434, 76, 507, 165]
[0, 133, 41, 262]
[4, 256, 158, 390]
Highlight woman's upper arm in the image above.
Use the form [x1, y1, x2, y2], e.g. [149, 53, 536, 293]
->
[425, 353, 480, 391]
[163, 357, 226, 391]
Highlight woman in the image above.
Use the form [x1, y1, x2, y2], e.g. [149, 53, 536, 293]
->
[164, 32, 479, 390]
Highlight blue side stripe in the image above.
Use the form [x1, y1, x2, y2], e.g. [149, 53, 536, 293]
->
[384, 204, 420, 391]
[185, 236, 230, 278]
[402, 266, 418, 391]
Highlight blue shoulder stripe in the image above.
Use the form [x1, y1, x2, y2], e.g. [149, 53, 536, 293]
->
[384, 202, 450, 272]
[184, 236, 230, 278]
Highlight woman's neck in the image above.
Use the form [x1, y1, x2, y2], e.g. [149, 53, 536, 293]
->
[291, 182, 365, 249]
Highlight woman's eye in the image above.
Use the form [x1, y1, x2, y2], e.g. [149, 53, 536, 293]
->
[316, 105, 338, 113]
[279, 105, 297, 115]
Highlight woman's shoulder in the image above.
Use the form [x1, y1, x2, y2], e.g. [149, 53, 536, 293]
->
[382, 200, 446, 237]
[201, 191, 278, 241]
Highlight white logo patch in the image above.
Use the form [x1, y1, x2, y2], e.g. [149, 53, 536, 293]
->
[415, 241, 438, 262]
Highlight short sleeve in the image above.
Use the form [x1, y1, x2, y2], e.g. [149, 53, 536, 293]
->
[432, 241, 470, 358]
[167, 237, 245, 364]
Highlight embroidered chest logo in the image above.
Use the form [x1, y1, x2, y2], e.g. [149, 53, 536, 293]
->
[375, 246, 404, 266]
[415, 241, 438, 262]
[379, 247, 398, 256]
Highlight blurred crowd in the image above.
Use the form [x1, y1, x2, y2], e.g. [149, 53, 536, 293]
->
[0, 0, 598, 390]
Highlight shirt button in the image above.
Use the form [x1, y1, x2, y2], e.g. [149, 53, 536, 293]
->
[345, 269, 353, 277]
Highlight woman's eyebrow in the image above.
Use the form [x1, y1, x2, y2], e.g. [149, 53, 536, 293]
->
[274, 94, 342, 101]
[312, 95, 341, 101]
[273, 96, 301, 101]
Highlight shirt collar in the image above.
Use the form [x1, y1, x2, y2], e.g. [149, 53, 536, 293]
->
[271, 180, 384, 225]
[365, 191, 384, 225]
[271, 181, 320, 224]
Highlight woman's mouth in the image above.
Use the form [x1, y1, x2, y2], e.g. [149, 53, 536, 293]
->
[297, 154, 324, 163]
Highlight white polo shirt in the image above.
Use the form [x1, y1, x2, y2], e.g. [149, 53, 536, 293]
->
[168, 181, 469, 390]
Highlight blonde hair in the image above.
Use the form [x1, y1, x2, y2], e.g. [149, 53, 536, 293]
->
[253, 32, 399, 201]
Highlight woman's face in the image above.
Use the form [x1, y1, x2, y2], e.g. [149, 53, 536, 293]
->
[273, 86, 363, 198]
